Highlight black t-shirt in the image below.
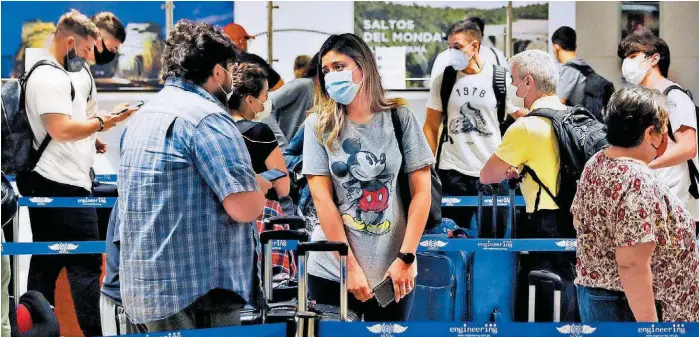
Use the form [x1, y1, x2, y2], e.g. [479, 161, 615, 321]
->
[236, 119, 278, 174]
[238, 52, 282, 89]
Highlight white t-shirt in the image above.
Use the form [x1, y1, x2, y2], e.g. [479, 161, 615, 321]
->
[430, 46, 508, 86]
[655, 85, 699, 220]
[25, 55, 97, 191]
[427, 63, 516, 177]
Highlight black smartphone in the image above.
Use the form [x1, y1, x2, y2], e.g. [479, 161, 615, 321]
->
[118, 101, 144, 115]
[260, 169, 287, 182]
[373, 277, 395, 308]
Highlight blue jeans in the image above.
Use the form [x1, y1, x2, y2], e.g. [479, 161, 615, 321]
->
[577, 285, 663, 322]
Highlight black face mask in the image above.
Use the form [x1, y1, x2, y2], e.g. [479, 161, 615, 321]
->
[94, 40, 117, 65]
[64, 44, 85, 73]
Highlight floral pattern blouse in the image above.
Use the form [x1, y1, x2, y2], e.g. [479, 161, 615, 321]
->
[571, 151, 699, 322]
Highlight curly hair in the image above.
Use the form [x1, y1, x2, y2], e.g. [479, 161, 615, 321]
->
[228, 62, 268, 111]
[160, 20, 238, 85]
[605, 86, 668, 148]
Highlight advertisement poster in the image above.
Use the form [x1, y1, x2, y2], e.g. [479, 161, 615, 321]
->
[354, 1, 549, 89]
[621, 1, 660, 39]
[1, 1, 234, 91]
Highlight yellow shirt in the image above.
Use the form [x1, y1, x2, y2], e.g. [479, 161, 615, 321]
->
[495, 95, 566, 213]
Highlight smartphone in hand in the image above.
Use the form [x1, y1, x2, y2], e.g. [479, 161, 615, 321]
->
[259, 169, 287, 182]
[373, 277, 396, 308]
[118, 101, 145, 115]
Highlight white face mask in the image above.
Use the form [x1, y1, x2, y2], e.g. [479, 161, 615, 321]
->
[217, 67, 234, 102]
[252, 97, 273, 121]
[622, 54, 652, 85]
[446, 41, 476, 71]
[508, 76, 530, 110]
[507, 83, 525, 110]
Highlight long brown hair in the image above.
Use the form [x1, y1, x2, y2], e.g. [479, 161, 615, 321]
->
[311, 33, 407, 149]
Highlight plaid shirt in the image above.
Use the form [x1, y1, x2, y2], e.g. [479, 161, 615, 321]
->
[118, 77, 263, 324]
[256, 200, 297, 279]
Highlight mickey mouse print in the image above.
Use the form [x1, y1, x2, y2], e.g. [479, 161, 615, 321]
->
[331, 138, 394, 235]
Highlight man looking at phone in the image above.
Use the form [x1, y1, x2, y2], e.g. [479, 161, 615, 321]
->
[16, 10, 137, 336]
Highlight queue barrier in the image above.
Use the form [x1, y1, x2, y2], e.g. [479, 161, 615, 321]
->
[15, 195, 525, 208]
[1, 237, 578, 256]
[317, 321, 699, 337]
[90, 321, 699, 337]
[6, 195, 699, 337]
[6, 174, 118, 183]
[95, 322, 699, 337]
[103, 323, 287, 337]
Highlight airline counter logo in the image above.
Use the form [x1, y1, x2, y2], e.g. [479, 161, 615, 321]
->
[28, 197, 53, 206]
[477, 240, 513, 251]
[450, 323, 498, 337]
[638, 324, 687, 337]
[556, 240, 577, 251]
[557, 324, 597, 337]
[77, 197, 108, 206]
[442, 197, 462, 206]
[48, 243, 79, 254]
[367, 323, 408, 337]
[420, 240, 447, 251]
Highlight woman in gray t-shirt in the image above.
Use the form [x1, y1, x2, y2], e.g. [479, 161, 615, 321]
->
[302, 33, 434, 321]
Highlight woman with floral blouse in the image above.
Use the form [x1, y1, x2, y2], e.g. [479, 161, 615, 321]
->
[571, 87, 699, 322]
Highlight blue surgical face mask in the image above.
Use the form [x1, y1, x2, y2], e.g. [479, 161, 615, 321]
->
[324, 67, 362, 105]
[447, 41, 476, 71]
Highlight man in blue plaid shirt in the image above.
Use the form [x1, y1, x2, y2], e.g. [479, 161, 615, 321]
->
[117, 20, 272, 331]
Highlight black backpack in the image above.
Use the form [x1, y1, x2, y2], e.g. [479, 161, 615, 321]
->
[566, 63, 615, 122]
[662, 85, 699, 199]
[521, 106, 609, 236]
[1, 60, 78, 175]
[437, 64, 509, 166]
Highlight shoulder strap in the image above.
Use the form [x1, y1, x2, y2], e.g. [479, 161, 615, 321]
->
[236, 119, 258, 134]
[440, 66, 457, 119]
[390, 108, 413, 216]
[493, 65, 507, 123]
[566, 62, 594, 77]
[662, 85, 699, 199]
[436, 66, 457, 169]
[21, 60, 75, 164]
[23, 60, 75, 101]
[489, 47, 500, 66]
[663, 84, 685, 97]
[520, 165, 559, 211]
[82, 63, 93, 102]
[520, 108, 565, 210]
[390, 108, 405, 156]
[662, 85, 691, 143]
[525, 108, 559, 120]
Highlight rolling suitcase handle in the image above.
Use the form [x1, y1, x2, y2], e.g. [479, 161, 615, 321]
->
[491, 184, 500, 237]
[477, 182, 485, 238]
[260, 230, 309, 303]
[505, 179, 519, 239]
[476, 182, 500, 237]
[264, 215, 307, 231]
[528, 270, 563, 322]
[297, 241, 349, 320]
[296, 241, 349, 337]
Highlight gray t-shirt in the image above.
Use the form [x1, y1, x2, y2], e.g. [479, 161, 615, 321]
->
[302, 107, 434, 287]
[271, 78, 315, 141]
[557, 58, 588, 106]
